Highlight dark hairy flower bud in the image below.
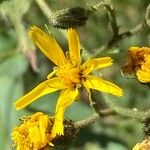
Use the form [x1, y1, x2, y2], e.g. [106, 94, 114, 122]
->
[53, 119, 79, 148]
[142, 118, 150, 138]
[50, 7, 91, 29]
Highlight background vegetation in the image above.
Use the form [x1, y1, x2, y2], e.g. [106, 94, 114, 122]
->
[0, 0, 150, 149]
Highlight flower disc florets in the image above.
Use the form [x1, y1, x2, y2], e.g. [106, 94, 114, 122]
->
[57, 63, 81, 87]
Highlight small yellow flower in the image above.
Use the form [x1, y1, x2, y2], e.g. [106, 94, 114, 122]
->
[122, 47, 150, 83]
[14, 26, 123, 137]
[12, 112, 54, 150]
[132, 139, 150, 150]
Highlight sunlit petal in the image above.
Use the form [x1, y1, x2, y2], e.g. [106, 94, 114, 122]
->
[81, 57, 113, 75]
[29, 127, 41, 149]
[51, 88, 79, 137]
[39, 115, 49, 144]
[14, 77, 65, 110]
[83, 75, 123, 97]
[29, 26, 67, 66]
[11, 112, 54, 149]
[68, 28, 80, 64]
[136, 70, 150, 83]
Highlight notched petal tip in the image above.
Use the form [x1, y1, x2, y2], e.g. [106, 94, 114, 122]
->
[29, 26, 37, 33]
[51, 125, 64, 138]
[68, 28, 80, 64]
[104, 57, 113, 66]
[29, 26, 42, 40]
[30, 26, 40, 32]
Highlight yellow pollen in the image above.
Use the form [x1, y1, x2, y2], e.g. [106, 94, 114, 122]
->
[57, 63, 81, 87]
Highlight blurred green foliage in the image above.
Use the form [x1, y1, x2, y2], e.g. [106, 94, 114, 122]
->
[0, 0, 150, 150]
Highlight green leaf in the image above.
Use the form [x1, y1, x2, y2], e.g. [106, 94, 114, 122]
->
[107, 142, 127, 150]
[0, 53, 28, 78]
[0, 0, 31, 19]
[66, 101, 93, 121]
[0, 76, 24, 149]
[0, 30, 17, 52]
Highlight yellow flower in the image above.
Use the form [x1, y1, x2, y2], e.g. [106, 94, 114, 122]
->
[123, 47, 150, 83]
[132, 139, 150, 150]
[14, 26, 123, 137]
[12, 112, 54, 150]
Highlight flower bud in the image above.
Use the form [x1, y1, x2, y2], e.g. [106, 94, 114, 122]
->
[50, 7, 90, 29]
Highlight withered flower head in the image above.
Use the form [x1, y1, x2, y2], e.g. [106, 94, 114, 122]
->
[12, 112, 54, 150]
[122, 47, 150, 83]
[132, 139, 150, 150]
[12, 112, 78, 150]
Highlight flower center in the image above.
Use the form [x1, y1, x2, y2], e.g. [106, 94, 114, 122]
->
[130, 48, 150, 71]
[57, 63, 81, 87]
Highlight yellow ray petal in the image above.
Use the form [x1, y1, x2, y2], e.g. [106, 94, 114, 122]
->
[81, 57, 113, 75]
[14, 77, 65, 110]
[29, 127, 41, 149]
[136, 70, 150, 83]
[29, 26, 67, 66]
[68, 28, 80, 64]
[39, 115, 48, 144]
[83, 75, 123, 97]
[51, 88, 79, 137]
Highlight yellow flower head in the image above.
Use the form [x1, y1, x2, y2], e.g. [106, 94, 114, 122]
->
[132, 139, 150, 150]
[14, 26, 123, 137]
[12, 112, 54, 150]
[122, 47, 150, 83]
